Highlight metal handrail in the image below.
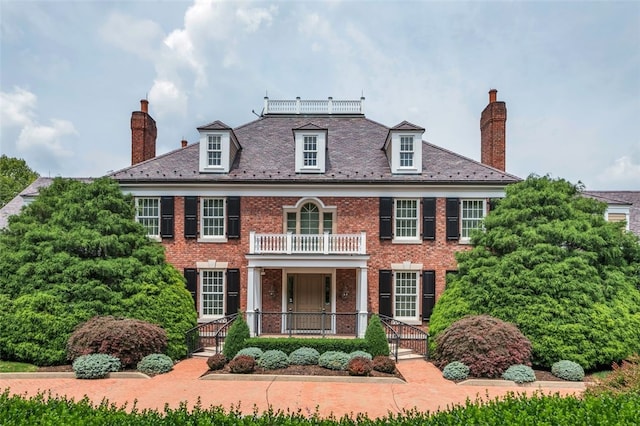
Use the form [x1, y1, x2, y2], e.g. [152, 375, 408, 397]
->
[379, 314, 429, 360]
[255, 310, 359, 337]
[185, 313, 238, 357]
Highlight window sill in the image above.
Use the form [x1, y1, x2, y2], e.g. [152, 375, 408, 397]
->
[458, 238, 472, 245]
[198, 315, 224, 323]
[392, 238, 422, 245]
[394, 318, 422, 326]
[198, 237, 228, 243]
[147, 235, 162, 242]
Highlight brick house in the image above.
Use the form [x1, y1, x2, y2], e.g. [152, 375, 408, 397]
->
[110, 91, 520, 337]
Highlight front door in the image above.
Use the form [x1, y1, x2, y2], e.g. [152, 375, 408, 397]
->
[290, 274, 329, 331]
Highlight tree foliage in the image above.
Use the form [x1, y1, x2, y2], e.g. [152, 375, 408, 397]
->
[0, 155, 39, 208]
[0, 178, 196, 365]
[429, 175, 640, 370]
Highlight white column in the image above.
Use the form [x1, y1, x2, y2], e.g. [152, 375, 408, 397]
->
[247, 266, 257, 336]
[357, 266, 368, 338]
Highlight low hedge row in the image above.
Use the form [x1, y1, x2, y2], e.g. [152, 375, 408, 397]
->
[1, 389, 638, 425]
[242, 337, 368, 355]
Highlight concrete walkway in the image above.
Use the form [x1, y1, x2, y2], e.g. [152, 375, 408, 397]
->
[0, 358, 584, 419]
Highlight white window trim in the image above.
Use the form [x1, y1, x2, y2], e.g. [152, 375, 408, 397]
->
[399, 135, 414, 168]
[135, 197, 161, 241]
[393, 198, 420, 243]
[199, 132, 232, 173]
[460, 199, 486, 244]
[393, 270, 420, 324]
[283, 197, 336, 234]
[605, 206, 630, 231]
[294, 131, 326, 173]
[387, 131, 423, 174]
[199, 268, 226, 320]
[198, 197, 227, 243]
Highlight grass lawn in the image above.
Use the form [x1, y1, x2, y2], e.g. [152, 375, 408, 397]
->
[0, 361, 38, 373]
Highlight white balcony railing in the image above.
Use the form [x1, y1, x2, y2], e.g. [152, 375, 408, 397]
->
[249, 232, 367, 255]
[263, 97, 365, 115]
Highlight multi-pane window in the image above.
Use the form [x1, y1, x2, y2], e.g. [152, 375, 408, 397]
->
[394, 272, 418, 319]
[135, 197, 160, 237]
[201, 270, 224, 316]
[201, 198, 225, 237]
[285, 202, 334, 235]
[303, 136, 317, 167]
[207, 135, 222, 166]
[461, 200, 485, 239]
[394, 199, 418, 239]
[300, 203, 320, 234]
[399, 136, 414, 167]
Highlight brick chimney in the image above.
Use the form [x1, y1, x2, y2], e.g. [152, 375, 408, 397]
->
[480, 89, 507, 172]
[131, 99, 157, 165]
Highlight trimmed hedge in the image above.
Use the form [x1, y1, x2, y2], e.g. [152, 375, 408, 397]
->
[289, 347, 320, 365]
[502, 364, 536, 384]
[234, 347, 263, 360]
[2, 389, 639, 424]
[551, 360, 584, 381]
[365, 315, 390, 357]
[72, 354, 120, 379]
[222, 314, 250, 360]
[442, 361, 470, 381]
[318, 351, 350, 370]
[136, 354, 173, 375]
[243, 337, 368, 355]
[257, 350, 289, 370]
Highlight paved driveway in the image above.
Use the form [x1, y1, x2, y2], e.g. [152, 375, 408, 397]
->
[0, 358, 583, 419]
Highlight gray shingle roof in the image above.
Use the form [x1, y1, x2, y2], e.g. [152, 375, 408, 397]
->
[584, 191, 640, 235]
[111, 115, 520, 185]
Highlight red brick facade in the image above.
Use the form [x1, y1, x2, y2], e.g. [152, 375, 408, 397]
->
[131, 100, 157, 166]
[480, 89, 507, 172]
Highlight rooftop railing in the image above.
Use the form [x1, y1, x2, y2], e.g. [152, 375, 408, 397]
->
[263, 97, 365, 115]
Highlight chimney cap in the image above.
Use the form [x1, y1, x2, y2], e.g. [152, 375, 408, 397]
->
[488, 89, 497, 103]
[181, 139, 188, 148]
[140, 99, 149, 113]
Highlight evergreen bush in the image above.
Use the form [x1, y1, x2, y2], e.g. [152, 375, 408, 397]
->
[442, 361, 470, 381]
[551, 360, 585, 381]
[288, 347, 320, 365]
[372, 355, 396, 374]
[365, 315, 389, 357]
[502, 364, 536, 384]
[242, 337, 367, 354]
[228, 354, 255, 374]
[222, 314, 250, 360]
[136, 354, 173, 375]
[234, 347, 263, 360]
[349, 350, 372, 360]
[257, 350, 289, 370]
[318, 351, 350, 370]
[206, 354, 227, 371]
[72, 354, 120, 379]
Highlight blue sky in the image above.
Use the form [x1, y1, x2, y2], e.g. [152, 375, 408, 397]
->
[1, 0, 639, 189]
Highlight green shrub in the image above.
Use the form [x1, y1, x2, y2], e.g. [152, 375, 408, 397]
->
[72, 354, 120, 379]
[434, 315, 532, 378]
[243, 337, 368, 354]
[66, 316, 167, 368]
[228, 354, 255, 374]
[502, 364, 536, 384]
[235, 347, 263, 360]
[372, 355, 396, 374]
[442, 361, 470, 381]
[222, 314, 250, 360]
[349, 350, 372, 360]
[585, 354, 640, 397]
[257, 350, 289, 370]
[347, 356, 373, 376]
[136, 354, 173, 375]
[288, 347, 320, 365]
[318, 351, 350, 370]
[206, 354, 227, 371]
[551, 360, 585, 381]
[365, 315, 389, 357]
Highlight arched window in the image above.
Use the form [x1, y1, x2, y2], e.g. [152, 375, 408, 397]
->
[285, 200, 335, 235]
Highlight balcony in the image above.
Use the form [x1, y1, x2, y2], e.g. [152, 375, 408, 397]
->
[249, 231, 366, 255]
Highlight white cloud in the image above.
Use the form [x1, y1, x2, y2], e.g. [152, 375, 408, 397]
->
[236, 5, 276, 33]
[597, 156, 640, 187]
[149, 79, 188, 118]
[17, 119, 77, 158]
[0, 87, 37, 128]
[100, 12, 164, 60]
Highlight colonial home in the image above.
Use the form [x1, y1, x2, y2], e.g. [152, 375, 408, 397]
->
[109, 90, 520, 339]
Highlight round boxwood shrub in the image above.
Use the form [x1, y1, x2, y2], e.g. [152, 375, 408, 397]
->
[66, 316, 167, 368]
[206, 354, 227, 371]
[257, 350, 289, 370]
[318, 351, 351, 371]
[372, 355, 396, 374]
[72, 354, 120, 379]
[365, 315, 390, 357]
[235, 347, 263, 360]
[551, 360, 585, 381]
[228, 354, 255, 374]
[137, 354, 173, 375]
[222, 314, 250, 360]
[502, 364, 536, 384]
[349, 350, 372, 360]
[434, 315, 532, 378]
[288, 347, 320, 365]
[348, 356, 373, 376]
[442, 361, 470, 381]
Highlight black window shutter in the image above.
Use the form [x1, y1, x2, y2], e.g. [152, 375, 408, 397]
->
[227, 196, 240, 239]
[378, 269, 393, 317]
[422, 270, 436, 321]
[226, 268, 240, 315]
[446, 198, 460, 240]
[379, 197, 393, 240]
[422, 197, 436, 240]
[183, 268, 197, 311]
[184, 196, 198, 238]
[160, 196, 174, 238]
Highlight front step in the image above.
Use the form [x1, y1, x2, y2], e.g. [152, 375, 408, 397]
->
[191, 346, 219, 358]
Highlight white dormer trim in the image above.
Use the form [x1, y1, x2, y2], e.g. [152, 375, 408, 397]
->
[385, 131, 423, 174]
[199, 131, 234, 173]
[294, 130, 326, 173]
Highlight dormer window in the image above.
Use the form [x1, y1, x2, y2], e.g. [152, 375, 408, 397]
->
[207, 135, 222, 166]
[197, 120, 241, 174]
[384, 121, 425, 174]
[294, 124, 327, 173]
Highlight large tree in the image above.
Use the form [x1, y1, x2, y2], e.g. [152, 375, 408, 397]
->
[0, 155, 39, 208]
[0, 178, 196, 365]
[429, 175, 640, 370]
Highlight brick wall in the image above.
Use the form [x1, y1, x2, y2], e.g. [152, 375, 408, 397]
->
[480, 90, 507, 172]
[130, 100, 157, 166]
